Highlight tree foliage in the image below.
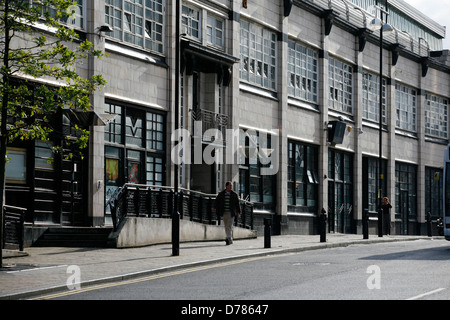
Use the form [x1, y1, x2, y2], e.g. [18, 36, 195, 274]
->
[0, 0, 106, 150]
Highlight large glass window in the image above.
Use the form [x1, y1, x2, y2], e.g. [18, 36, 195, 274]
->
[105, 0, 165, 53]
[29, 0, 84, 29]
[328, 150, 353, 233]
[287, 141, 319, 211]
[240, 20, 277, 91]
[363, 157, 387, 212]
[5, 148, 27, 184]
[328, 57, 353, 115]
[395, 162, 417, 220]
[238, 130, 275, 211]
[104, 100, 166, 204]
[288, 41, 318, 104]
[182, 5, 201, 41]
[362, 71, 387, 124]
[425, 93, 448, 139]
[395, 83, 417, 132]
[425, 167, 442, 219]
[206, 14, 224, 49]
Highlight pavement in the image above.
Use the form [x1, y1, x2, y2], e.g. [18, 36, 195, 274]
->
[0, 233, 435, 300]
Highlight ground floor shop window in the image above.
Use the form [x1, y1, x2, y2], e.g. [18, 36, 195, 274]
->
[362, 156, 387, 213]
[395, 162, 417, 234]
[104, 100, 166, 215]
[328, 149, 353, 233]
[238, 130, 275, 211]
[287, 140, 319, 213]
[425, 167, 442, 219]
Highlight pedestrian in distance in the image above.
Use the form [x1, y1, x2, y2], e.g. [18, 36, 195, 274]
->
[381, 197, 392, 235]
[214, 181, 241, 245]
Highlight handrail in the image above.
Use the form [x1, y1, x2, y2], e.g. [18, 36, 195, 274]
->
[106, 183, 254, 232]
[3, 205, 26, 251]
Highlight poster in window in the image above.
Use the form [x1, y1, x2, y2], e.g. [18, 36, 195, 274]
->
[128, 162, 140, 184]
[106, 158, 119, 184]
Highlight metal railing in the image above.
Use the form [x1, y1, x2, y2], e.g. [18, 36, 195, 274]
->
[192, 108, 229, 144]
[106, 184, 254, 232]
[3, 205, 26, 251]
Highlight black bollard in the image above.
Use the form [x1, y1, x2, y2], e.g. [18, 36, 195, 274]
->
[378, 208, 383, 237]
[264, 218, 271, 248]
[320, 208, 327, 243]
[363, 208, 369, 239]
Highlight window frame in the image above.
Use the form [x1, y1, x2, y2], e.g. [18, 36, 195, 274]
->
[425, 93, 448, 139]
[328, 57, 353, 115]
[288, 41, 319, 104]
[287, 140, 319, 211]
[239, 20, 277, 91]
[105, 0, 165, 54]
[395, 83, 417, 132]
[362, 71, 387, 124]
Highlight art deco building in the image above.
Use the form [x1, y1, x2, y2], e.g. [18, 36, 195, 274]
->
[4, 0, 450, 244]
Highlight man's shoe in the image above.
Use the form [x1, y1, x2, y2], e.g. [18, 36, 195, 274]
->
[225, 239, 230, 245]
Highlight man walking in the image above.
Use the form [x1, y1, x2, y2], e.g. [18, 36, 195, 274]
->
[215, 181, 241, 245]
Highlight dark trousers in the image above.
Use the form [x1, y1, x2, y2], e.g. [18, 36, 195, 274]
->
[383, 213, 391, 235]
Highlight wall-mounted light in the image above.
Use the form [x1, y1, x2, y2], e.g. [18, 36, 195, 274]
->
[94, 25, 113, 39]
[98, 25, 113, 33]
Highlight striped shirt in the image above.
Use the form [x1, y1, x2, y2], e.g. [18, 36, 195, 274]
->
[224, 192, 231, 214]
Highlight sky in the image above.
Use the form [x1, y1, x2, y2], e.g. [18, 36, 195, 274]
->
[403, 0, 450, 49]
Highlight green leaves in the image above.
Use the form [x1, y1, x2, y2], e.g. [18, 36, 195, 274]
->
[1, 0, 107, 159]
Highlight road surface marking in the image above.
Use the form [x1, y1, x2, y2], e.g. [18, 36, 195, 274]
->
[406, 288, 446, 300]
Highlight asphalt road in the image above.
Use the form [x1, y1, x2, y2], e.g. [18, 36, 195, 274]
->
[36, 238, 450, 301]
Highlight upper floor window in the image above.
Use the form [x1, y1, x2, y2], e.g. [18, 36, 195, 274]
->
[206, 15, 224, 49]
[182, 5, 201, 41]
[395, 83, 417, 132]
[425, 93, 448, 138]
[27, 0, 84, 29]
[240, 20, 277, 91]
[329, 57, 353, 115]
[362, 71, 387, 124]
[288, 41, 318, 104]
[105, 0, 165, 54]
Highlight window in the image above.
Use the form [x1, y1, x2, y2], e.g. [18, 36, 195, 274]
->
[395, 162, 417, 220]
[425, 93, 448, 138]
[425, 167, 442, 219]
[363, 157, 387, 212]
[395, 83, 417, 132]
[105, 0, 165, 53]
[182, 5, 201, 40]
[5, 148, 27, 184]
[328, 150, 353, 233]
[362, 71, 387, 124]
[105, 103, 122, 144]
[104, 101, 166, 192]
[288, 41, 318, 104]
[287, 141, 319, 210]
[240, 20, 277, 91]
[28, 0, 84, 29]
[207, 15, 224, 49]
[239, 130, 275, 211]
[328, 57, 353, 114]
